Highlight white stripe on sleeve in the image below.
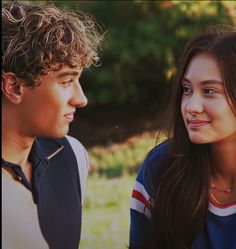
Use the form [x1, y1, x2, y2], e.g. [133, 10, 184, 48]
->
[130, 196, 151, 219]
[133, 180, 155, 207]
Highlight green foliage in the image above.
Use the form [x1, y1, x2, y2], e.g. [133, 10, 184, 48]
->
[49, 1, 233, 109]
[98, 163, 123, 178]
[88, 131, 163, 178]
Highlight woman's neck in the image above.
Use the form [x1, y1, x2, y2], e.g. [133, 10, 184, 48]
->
[210, 135, 236, 185]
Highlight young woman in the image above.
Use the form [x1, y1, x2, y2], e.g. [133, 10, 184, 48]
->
[129, 27, 236, 249]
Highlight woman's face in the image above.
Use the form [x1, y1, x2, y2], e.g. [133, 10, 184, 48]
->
[181, 53, 236, 144]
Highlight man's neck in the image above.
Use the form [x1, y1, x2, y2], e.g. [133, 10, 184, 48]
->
[2, 106, 36, 183]
[2, 128, 34, 173]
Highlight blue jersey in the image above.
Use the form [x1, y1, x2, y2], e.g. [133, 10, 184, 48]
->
[130, 142, 236, 249]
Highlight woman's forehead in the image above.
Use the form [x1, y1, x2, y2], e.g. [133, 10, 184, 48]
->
[184, 53, 223, 83]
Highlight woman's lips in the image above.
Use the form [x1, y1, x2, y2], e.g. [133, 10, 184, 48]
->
[187, 120, 211, 128]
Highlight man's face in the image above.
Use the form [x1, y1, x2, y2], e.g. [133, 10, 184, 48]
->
[20, 65, 87, 138]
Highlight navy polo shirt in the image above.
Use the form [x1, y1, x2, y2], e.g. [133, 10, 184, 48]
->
[2, 136, 89, 249]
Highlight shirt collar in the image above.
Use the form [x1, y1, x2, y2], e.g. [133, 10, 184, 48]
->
[29, 137, 64, 166]
[2, 137, 64, 169]
[2, 137, 65, 203]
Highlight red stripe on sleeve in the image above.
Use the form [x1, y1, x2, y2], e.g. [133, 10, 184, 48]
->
[132, 189, 153, 212]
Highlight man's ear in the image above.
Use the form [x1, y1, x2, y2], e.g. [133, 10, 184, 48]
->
[2, 72, 24, 104]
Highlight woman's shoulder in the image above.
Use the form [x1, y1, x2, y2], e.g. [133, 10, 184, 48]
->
[131, 141, 171, 219]
[135, 141, 171, 196]
[140, 140, 170, 175]
[146, 140, 170, 164]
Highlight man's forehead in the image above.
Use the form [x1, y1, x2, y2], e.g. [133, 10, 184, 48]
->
[55, 66, 83, 78]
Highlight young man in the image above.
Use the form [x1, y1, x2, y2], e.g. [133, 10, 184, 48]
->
[2, 2, 102, 249]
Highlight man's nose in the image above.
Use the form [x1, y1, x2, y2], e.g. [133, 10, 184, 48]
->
[71, 83, 88, 108]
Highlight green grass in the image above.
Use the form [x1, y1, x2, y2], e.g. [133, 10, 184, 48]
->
[80, 132, 166, 249]
[80, 175, 135, 249]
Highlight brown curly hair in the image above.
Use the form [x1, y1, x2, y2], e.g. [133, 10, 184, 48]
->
[2, 1, 103, 87]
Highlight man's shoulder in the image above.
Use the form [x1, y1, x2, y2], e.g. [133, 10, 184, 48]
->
[35, 136, 88, 163]
[64, 135, 86, 153]
[36, 135, 85, 153]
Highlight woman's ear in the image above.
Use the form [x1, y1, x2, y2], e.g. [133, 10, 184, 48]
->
[2, 72, 24, 104]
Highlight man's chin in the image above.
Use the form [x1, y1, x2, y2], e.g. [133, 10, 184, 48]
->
[45, 127, 69, 139]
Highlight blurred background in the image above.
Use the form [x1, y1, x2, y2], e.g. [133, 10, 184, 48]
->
[17, 1, 236, 248]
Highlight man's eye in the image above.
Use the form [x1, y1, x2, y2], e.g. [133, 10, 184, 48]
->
[62, 79, 73, 85]
[182, 86, 192, 95]
[204, 88, 216, 94]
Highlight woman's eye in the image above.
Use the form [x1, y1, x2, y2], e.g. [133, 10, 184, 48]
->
[204, 88, 216, 94]
[182, 86, 192, 95]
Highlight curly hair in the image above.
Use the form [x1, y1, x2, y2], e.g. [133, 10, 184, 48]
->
[2, 1, 103, 87]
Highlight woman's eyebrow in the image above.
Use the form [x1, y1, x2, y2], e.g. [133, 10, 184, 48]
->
[182, 77, 223, 85]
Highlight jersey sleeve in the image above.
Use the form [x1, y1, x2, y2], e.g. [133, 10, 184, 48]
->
[129, 142, 169, 249]
[65, 135, 89, 206]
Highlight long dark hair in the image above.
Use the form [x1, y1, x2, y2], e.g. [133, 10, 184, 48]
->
[148, 27, 236, 249]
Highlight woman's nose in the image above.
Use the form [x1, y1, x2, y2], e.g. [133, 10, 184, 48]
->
[185, 94, 203, 114]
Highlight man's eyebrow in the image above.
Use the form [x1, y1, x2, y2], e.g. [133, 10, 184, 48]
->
[57, 70, 81, 78]
[182, 77, 223, 85]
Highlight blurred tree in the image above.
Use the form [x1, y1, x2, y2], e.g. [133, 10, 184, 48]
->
[45, 1, 233, 111]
